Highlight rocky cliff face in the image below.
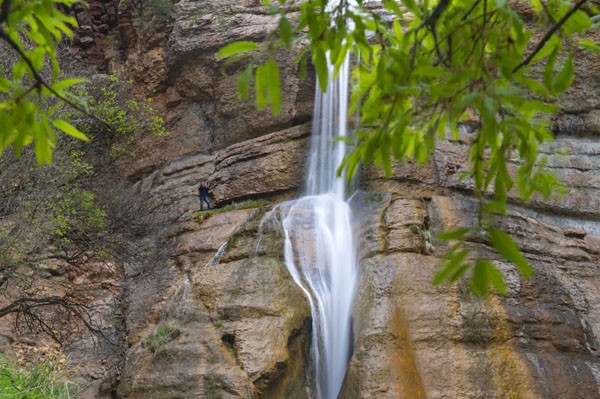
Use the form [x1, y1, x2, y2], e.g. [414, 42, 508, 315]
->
[42, 0, 600, 397]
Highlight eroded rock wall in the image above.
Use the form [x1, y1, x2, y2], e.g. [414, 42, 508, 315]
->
[101, 1, 600, 398]
[341, 192, 600, 398]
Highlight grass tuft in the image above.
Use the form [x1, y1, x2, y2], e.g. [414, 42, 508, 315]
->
[141, 323, 181, 353]
[0, 356, 78, 399]
[189, 199, 270, 222]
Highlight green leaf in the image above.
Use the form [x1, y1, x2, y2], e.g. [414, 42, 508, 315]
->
[544, 44, 559, 95]
[294, 48, 307, 66]
[13, 59, 27, 80]
[217, 41, 259, 59]
[471, 258, 489, 296]
[266, 59, 282, 115]
[314, 48, 329, 92]
[384, 0, 403, 16]
[515, 75, 548, 99]
[449, 264, 470, 283]
[470, 259, 508, 296]
[433, 249, 470, 285]
[52, 120, 89, 141]
[436, 227, 471, 241]
[279, 16, 293, 48]
[561, 10, 591, 34]
[52, 78, 89, 91]
[488, 226, 533, 277]
[552, 52, 574, 94]
[530, 35, 560, 63]
[237, 63, 253, 100]
[393, 19, 403, 41]
[255, 64, 268, 109]
[299, 53, 308, 79]
[0, 77, 11, 93]
[35, 123, 51, 166]
[487, 261, 508, 296]
[580, 39, 600, 58]
[400, 0, 420, 16]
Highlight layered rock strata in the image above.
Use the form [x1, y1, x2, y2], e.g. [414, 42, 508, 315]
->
[119, 207, 312, 399]
[98, 1, 600, 398]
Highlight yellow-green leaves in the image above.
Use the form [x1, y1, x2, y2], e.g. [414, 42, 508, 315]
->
[552, 52, 574, 94]
[254, 59, 282, 115]
[488, 226, 533, 278]
[255, 64, 268, 110]
[217, 41, 259, 58]
[433, 248, 470, 285]
[543, 46, 574, 96]
[279, 16, 293, 48]
[400, 0, 421, 16]
[237, 64, 253, 100]
[314, 48, 329, 92]
[52, 78, 89, 91]
[471, 259, 508, 297]
[0, 0, 99, 164]
[266, 59, 281, 115]
[217, 40, 284, 114]
[580, 39, 600, 58]
[52, 120, 88, 141]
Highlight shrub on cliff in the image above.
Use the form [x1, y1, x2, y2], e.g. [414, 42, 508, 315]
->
[0, 0, 168, 165]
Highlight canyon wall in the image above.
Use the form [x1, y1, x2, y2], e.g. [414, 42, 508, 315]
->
[2, 1, 598, 398]
[103, 1, 600, 398]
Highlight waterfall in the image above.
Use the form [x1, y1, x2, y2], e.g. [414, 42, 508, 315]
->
[280, 55, 357, 398]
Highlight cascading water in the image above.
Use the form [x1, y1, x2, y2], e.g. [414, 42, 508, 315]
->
[279, 55, 357, 398]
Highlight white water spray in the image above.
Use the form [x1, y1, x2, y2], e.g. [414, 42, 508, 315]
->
[280, 55, 357, 398]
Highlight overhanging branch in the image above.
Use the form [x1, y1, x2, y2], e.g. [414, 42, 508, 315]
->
[0, 27, 112, 130]
[512, 0, 588, 73]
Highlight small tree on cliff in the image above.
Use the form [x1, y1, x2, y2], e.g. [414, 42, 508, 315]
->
[218, 0, 600, 295]
[0, 0, 169, 343]
[0, 0, 102, 164]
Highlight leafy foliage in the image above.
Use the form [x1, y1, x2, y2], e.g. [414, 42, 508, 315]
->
[189, 199, 271, 222]
[76, 74, 169, 158]
[0, 356, 78, 398]
[219, 0, 600, 296]
[0, 1, 169, 165]
[0, 0, 92, 165]
[141, 323, 181, 353]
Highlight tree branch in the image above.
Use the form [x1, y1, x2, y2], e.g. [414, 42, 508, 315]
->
[0, 28, 112, 130]
[462, 0, 482, 21]
[424, 0, 451, 28]
[512, 0, 588, 73]
[0, 296, 115, 345]
[0, 0, 11, 25]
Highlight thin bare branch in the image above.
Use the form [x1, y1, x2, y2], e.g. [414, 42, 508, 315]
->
[512, 0, 588, 73]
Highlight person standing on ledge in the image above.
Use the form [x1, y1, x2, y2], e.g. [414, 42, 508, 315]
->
[199, 183, 212, 211]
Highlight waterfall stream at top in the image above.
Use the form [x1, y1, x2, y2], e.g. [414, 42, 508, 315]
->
[278, 53, 357, 398]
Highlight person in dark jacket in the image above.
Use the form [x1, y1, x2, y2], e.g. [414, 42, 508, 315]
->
[199, 183, 211, 211]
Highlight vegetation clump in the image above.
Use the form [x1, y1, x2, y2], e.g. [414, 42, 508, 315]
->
[189, 199, 271, 222]
[0, 356, 79, 399]
[141, 323, 181, 353]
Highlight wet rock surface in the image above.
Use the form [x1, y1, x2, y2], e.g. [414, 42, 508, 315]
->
[111, 0, 315, 180]
[119, 208, 312, 399]
[11, 1, 597, 398]
[343, 193, 600, 398]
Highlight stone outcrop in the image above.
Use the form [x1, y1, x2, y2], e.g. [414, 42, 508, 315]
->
[111, 0, 315, 180]
[60, 1, 600, 398]
[130, 122, 310, 226]
[341, 192, 600, 398]
[119, 207, 312, 399]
